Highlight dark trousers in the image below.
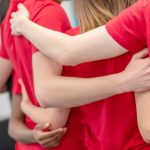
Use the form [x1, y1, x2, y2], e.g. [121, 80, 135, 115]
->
[0, 119, 15, 150]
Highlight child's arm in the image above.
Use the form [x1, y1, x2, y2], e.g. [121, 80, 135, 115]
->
[33, 51, 150, 108]
[8, 94, 66, 148]
[21, 96, 70, 129]
[135, 91, 150, 144]
[8, 94, 37, 144]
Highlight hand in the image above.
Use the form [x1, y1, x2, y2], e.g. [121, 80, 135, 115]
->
[33, 123, 67, 148]
[10, 3, 30, 35]
[122, 48, 150, 92]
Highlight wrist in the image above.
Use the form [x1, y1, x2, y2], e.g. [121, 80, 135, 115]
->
[19, 18, 30, 35]
[31, 130, 37, 143]
[112, 72, 130, 94]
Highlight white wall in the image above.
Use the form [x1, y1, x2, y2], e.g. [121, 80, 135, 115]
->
[61, 0, 78, 27]
[0, 93, 11, 121]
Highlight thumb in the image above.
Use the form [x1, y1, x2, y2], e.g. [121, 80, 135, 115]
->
[35, 123, 51, 131]
[133, 48, 148, 59]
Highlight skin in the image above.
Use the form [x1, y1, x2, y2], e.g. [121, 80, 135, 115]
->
[8, 94, 67, 148]
[0, 58, 13, 92]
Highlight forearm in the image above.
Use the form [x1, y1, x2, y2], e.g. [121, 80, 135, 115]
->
[23, 103, 70, 128]
[0, 58, 13, 92]
[9, 95, 35, 144]
[8, 118, 35, 144]
[19, 19, 71, 65]
[36, 72, 130, 108]
[19, 19, 127, 66]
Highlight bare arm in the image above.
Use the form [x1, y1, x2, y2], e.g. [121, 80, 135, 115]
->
[13, 19, 127, 66]
[8, 94, 67, 148]
[21, 98, 70, 129]
[8, 94, 35, 144]
[135, 92, 150, 144]
[11, 1, 146, 66]
[33, 50, 150, 108]
[0, 58, 13, 92]
[11, 4, 127, 66]
[18, 63, 70, 128]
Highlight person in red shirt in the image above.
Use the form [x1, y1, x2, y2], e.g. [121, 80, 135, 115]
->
[3, 0, 150, 124]
[8, 0, 150, 149]
[10, 0, 150, 146]
[0, 2, 66, 148]
[9, 72, 67, 149]
[0, 0, 70, 149]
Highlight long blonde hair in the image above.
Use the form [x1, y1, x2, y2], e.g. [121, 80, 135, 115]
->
[75, 0, 137, 33]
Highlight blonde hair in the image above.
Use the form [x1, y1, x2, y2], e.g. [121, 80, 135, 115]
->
[75, 0, 137, 33]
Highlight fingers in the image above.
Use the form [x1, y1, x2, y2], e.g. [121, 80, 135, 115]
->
[18, 3, 24, 10]
[133, 48, 148, 59]
[40, 129, 67, 148]
[11, 12, 16, 18]
[35, 122, 51, 131]
[41, 131, 64, 145]
[38, 128, 65, 141]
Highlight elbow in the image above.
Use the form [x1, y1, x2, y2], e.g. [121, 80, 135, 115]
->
[53, 38, 79, 66]
[57, 51, 77, 66]
[139, 124, 150, 144]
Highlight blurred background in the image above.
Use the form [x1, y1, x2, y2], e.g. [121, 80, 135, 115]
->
[0, 0, 78, 149]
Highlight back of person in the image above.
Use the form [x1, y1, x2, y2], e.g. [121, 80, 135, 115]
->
[61, 27, 150, 150]
[1, 0, 71, 149]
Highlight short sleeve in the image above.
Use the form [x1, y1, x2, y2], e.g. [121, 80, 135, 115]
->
[105, 0, 146, 53]
[12, 72, 22, 95]
[31, 3, 71, 54]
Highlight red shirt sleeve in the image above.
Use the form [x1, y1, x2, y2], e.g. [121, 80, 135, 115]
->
[105, 0, 147, 53]
[12, 71, 22, 95]
[31, 3, 71, 54]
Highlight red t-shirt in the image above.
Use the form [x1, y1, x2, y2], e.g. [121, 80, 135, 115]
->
[106, 0, 148, 53]
[0, 0, 71, 149]
[62, 27, 150, 150]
